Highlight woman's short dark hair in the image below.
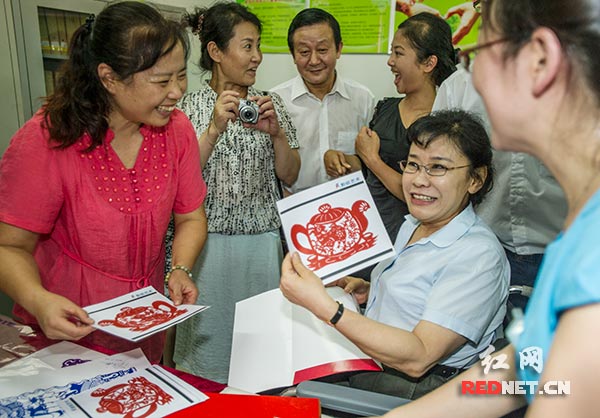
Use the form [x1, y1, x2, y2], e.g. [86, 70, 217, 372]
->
[43, 1, 189, 150]
[287, 8, 342, 54]
[482, 0, 600, 104]
[397, 13, 457, 86]
[184, 2, 261, 72]
[406, 109, 494, 207]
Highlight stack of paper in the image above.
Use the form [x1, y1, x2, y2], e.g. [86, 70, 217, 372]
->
[0, 343, 208, 418]
[0, 284, 212, 418]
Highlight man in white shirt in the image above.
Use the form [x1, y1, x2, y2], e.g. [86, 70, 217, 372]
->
[272, 8, 375, 194]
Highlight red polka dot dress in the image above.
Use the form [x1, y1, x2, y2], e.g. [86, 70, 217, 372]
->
[0, 110, 206, 363]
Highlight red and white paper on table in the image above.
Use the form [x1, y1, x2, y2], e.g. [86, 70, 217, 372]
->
[62, 364, 208, 418]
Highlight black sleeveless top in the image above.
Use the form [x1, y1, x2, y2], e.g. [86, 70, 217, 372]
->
[364, 97, 410, 241]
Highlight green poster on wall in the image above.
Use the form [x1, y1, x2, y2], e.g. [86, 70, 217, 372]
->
[310, 0, 392, 53]
[394, 1, 480, 47]
[239, 0, 392, 53]
[237, 0, 306, 53]
[238, 0, 479, 53]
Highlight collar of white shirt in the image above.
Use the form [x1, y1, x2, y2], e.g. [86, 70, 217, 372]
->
[402, 203, 478, 249]
[290, 73, 351, 102]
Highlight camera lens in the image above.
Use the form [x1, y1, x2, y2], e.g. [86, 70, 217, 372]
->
[239, 100, 258, 123]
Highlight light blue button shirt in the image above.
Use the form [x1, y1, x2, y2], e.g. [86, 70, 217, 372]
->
[366, 204, 510, 368]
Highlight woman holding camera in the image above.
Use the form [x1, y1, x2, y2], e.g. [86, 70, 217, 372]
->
[174, 2, 300, 383]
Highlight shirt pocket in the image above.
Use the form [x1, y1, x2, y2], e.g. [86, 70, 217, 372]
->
[334, 131, 358, 154]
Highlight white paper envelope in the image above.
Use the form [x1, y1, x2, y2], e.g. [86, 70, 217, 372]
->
[228, 287, 381, 394]
[277, 172, 395, 284]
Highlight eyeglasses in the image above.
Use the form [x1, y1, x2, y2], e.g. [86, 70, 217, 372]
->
[459, 38, 508, 72]
[399, 160, 470, 177]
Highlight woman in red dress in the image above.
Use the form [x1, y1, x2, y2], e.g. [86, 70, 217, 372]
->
[0, 1, 207, 363]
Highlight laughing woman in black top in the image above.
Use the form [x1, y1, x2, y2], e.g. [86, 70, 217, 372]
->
[324, 13, 456, 241]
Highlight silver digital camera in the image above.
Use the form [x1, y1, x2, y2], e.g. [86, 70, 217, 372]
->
[238, 99, 260, 124]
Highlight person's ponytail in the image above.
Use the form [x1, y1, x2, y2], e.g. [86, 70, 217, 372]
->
[43, 15, 110, 150]
[42, 2, 189, 151]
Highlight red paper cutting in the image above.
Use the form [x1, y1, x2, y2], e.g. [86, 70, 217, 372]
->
[97, 301, 187, 332]
[92, 376, 173, 418]
[291, 200, 376, 269]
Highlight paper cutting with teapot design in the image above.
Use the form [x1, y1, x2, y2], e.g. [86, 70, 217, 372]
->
[291, 200, 377, 269]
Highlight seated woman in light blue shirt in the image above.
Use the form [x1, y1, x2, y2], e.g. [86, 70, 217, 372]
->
[280, 109, 509, 400]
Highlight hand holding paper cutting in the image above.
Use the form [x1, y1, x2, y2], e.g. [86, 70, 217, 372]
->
[31, 291, 95, 341]
[280, 252, 340, 323]
[164, 266, 199, 306]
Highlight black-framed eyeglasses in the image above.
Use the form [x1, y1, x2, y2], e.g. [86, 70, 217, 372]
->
[459, 38, 509, 72]
[399, 160, 471, 177]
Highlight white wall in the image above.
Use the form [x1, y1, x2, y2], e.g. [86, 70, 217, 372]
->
[257, 53, 396, 99]
[187, 46, 398, 101]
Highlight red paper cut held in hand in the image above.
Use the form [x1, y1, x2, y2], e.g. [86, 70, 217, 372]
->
[291, 200, 376, 270]
[97, 301, 188, 332]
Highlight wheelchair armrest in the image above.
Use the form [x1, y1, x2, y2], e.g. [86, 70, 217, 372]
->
[509, 284, 533, 297]
[296, 380, 410, 416]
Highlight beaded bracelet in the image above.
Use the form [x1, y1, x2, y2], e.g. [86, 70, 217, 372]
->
[164, 264, 193, 285]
